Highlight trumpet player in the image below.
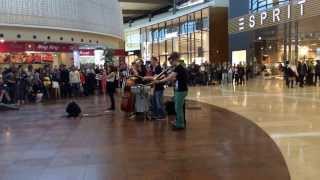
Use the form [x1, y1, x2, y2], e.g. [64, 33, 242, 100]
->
[153, 52, 188, 130]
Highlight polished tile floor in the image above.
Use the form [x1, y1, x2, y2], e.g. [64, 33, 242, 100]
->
[176, 78, 320, 180]
[0, 94, 289, 180]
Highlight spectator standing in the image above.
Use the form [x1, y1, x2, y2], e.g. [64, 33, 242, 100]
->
[60, 65, 70, 98]
[227, 65, 233, 84]
[101, 69, 107, 94]
[221, 64, 228, 85]
[315, 60, 320, 86]
[69, 67, 81, 97]
[238, 63, 245, 85]
[106, 66, 116, 111]
[0, 71, 11, 103]
[16, 66, 28, 105]
[51, 67, 61, 99]
[4, 67, 17, 103]
[297, 61, 307, 87]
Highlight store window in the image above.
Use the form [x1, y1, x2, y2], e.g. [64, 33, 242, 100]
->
[249, 0, 290, 12]
[158, 22, 167, 64]
[246, 13, 320, 76]
[137, 7, 211, 65]
[171, 18, 180, 53]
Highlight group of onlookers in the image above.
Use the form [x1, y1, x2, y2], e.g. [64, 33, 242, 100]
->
[0, 64, 118, 110]
[283, 60, 320, 88]
[187, 62, 249, 86]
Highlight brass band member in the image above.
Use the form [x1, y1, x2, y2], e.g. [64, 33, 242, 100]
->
[143, 57, 166, 120]
[154, 52, 188, 130]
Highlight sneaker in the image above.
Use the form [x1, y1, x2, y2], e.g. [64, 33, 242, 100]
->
[171, 125, 185, 131]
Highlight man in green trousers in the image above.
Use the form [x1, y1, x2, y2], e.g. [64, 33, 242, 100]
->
[154, 52, 188, 130]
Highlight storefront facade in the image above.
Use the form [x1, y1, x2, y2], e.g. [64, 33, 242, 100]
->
[0, 0, 123, 68]
[124, 1, 228, 65]
[229, 0, 320, 70]
[0, 42, 78, 68]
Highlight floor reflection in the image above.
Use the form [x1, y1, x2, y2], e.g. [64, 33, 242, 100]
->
[0, 93, 290, 180]
[182, 78, 320, 180]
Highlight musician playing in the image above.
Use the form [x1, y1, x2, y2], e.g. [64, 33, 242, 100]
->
[143, 57, 166, 120]
[130, 60, 146, 85]
[153, 52, 188, 130]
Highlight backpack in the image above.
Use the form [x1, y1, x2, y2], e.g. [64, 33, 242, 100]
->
[66, 101, 82, 118]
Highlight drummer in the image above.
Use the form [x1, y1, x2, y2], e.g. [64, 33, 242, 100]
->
[143, 57, 166, 120]
[153, 52, 188, 130]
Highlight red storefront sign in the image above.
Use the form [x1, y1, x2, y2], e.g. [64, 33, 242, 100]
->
[113, 49, 125, 56]
[0, 42, 78, 52]
[79, 49, 95, 56]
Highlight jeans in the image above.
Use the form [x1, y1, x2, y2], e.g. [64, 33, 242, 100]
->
[315, 74, 320, 85]
[227, 73, 233, 84]
[108, 91, 115, 109]
[71, 83, 80, 97]
[174, 91, 188, 128]
[152, 90, 165, 118]
[222, 73, 228, 84]
[299, 75, 305, 87]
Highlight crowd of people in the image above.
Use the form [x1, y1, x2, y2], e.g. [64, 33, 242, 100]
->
[0, 52, 190, 130]
[187, 62, 249, 86]
[0, 64, 117, 109]
[283, 60, 320, 88]
[0, 59, 251, 107]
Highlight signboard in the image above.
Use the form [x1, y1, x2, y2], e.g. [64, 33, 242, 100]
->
[0, 42, 78, 52]
[125, 30, 141, 52]
[79, 49, 95, 56]
[232, 50, 247, 65]
[0, 52, 54, 64]
[228, 0, 320, 34]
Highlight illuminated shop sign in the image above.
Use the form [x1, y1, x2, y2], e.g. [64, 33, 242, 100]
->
[0, 42, 78, 53]
[228, 0, 320, 34]
[239, 0, 305, 31]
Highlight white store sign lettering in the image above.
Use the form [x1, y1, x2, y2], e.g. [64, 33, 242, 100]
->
[238, 0, 306, 31]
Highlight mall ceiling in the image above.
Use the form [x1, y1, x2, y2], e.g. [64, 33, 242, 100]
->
[119, 0, 174, 23]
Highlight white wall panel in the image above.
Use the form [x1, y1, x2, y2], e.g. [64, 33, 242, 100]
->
[0, 0, 123, 38]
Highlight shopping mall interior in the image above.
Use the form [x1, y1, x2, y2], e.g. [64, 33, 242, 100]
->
[1, 0, 320, 180]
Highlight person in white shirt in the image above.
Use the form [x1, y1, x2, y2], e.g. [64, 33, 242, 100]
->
[69, 67, 81, 97]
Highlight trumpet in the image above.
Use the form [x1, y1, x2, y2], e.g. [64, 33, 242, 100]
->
[153, 66, 175, 80]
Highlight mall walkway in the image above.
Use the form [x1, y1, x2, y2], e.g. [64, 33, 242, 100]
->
[0, 95, 289, 180]
[180, 78, 320, 180]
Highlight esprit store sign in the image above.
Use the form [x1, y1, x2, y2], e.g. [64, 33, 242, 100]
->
[229, 0, 313, 34]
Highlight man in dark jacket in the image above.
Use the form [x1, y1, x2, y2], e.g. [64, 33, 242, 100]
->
[315, 60, 320, 86]
[297, 61, 307, 87]
[284, 61, 290, 88]
[59, 65, 70, 98]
